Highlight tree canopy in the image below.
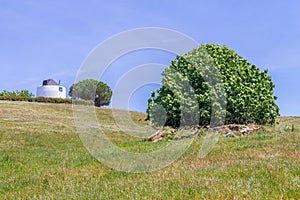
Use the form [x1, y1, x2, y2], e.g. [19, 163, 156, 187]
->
[147, 44, 279, 127]
[69, 79, 112, 107]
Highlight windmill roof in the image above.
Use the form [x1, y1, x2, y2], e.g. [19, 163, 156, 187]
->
[42, 79, 59, 86]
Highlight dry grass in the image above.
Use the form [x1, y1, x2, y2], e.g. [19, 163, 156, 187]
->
[0, 101, 300, 199]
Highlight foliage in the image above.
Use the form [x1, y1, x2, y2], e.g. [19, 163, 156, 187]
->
[0, 89, 34, 97]
[0, 95, 93, 105]
[147, 44, 279, 127]
[69, 79, 112, 107]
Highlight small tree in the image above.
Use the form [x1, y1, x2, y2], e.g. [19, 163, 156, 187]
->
[147, 44, 279, 127]
[69, 79, 112, 107]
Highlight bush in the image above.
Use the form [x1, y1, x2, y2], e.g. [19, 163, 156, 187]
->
[0, 89, 95, 105]
[69, 79, 112, 107]
[0, 90, 34, 97]
[147, 44, 279, 127]
[0, 95, 91, 105]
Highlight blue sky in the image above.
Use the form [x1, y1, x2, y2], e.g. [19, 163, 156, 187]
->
[0, 0, 299, 116]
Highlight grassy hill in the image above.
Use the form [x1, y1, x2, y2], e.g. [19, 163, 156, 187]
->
[0, 101, 299, 199]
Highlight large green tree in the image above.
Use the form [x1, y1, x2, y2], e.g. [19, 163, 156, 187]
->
[69, 79, 112, 107]
[147, 44, 279, 127]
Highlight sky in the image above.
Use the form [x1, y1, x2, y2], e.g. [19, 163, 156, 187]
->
[0, 0, 299, 116]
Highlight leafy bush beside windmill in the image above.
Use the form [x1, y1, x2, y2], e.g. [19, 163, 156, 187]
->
[69, 79, 112, 107]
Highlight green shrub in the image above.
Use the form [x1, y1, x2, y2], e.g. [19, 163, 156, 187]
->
[69, 79, 112, 107]
[147, 44, 279, 127]
[0, 95, 88, 105]
[0, 90, 33, 97]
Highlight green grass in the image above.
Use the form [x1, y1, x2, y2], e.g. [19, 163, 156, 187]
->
[0, 101, 300, 199]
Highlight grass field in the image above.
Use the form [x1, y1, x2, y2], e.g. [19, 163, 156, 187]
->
[0, 101, 300, 199]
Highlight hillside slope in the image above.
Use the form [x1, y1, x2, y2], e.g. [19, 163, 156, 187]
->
[0, 101, 300, 199]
